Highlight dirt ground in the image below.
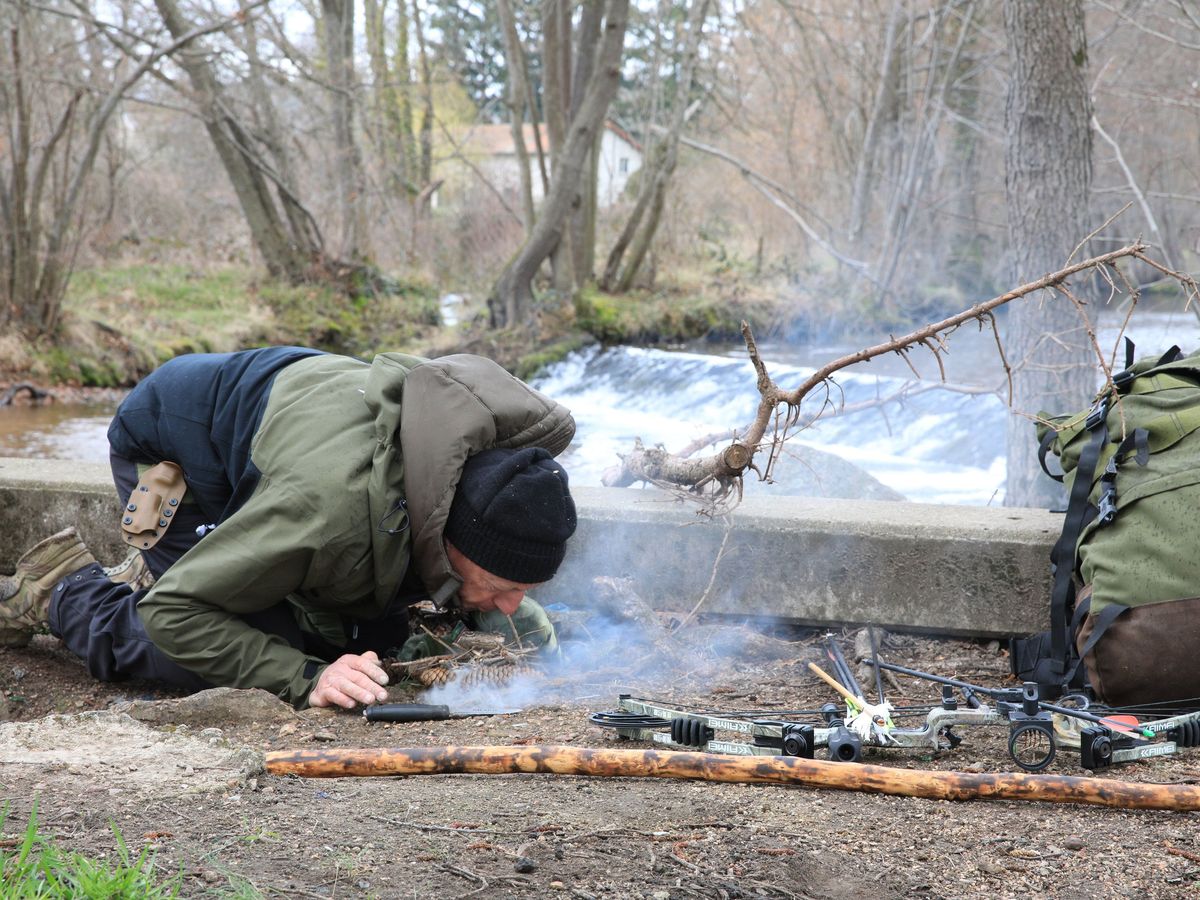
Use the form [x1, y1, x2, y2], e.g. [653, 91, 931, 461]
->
[3, 616, 1200, 899]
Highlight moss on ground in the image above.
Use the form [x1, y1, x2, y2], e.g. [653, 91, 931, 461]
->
[11, 263, 804, 387]
[573, 284, 778, 345]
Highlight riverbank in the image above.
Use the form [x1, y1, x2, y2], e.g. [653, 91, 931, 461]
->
[1, 262, 856, 388]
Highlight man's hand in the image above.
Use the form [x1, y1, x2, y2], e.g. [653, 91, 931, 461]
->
[308, 651, 390, 709]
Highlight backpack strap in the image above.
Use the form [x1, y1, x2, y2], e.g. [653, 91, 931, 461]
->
[1038, 428, 1064, 483]
[1048, 592, 1128, 691]
[1073, 600, 1129, 671]
[1095, 428, 1149, 525]
[1047, 395, 1110, 674]
[1035, 341, 1182, 683]
[1158, 345, 1183, 365]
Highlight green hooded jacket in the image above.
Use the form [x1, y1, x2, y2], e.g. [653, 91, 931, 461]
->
[137, 352, 575, 706]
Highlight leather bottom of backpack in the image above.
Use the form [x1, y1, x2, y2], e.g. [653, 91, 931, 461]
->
[1079, 595, 1200, 707]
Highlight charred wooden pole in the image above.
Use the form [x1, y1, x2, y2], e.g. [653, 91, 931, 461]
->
[264, 744, 1200, 811]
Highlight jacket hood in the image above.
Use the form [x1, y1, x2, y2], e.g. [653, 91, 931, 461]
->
[395, 354, 575, 605]
[362, 352, 426, 606]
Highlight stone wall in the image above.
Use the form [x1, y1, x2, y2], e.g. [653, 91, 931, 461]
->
[0, 457, 1060, 637]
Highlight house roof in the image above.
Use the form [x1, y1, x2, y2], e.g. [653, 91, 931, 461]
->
[451, 123, 549, 157]
[449, 120, 641, 157]
[604, 120, 641, 152]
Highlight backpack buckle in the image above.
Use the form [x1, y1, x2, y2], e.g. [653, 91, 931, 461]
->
[1085, 397, 1109, 431]
[1113, 369, 1136, 391]
[1097, 490, 1118, 525]
[1096, 457, 1119, 525]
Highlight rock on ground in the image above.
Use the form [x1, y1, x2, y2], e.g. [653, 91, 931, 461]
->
[0, 711, 264, 795]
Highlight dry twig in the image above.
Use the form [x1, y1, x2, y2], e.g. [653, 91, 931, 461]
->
[602, 240, 1196, 512]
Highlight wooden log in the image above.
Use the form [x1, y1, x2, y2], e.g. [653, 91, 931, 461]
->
[264, 744, 1200, 811]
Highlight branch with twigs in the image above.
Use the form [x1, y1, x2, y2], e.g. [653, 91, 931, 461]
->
[602, 240, 1197, 509]
[673, 379, 999, 464]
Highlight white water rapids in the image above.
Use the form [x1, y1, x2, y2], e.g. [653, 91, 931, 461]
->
[531, 310, 1200, 505]
[2, 309, 1198, 505]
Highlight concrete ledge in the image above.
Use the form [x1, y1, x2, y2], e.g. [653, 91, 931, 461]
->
[0, 457, 126, 568]
[0, 458, 1060, 637]
[558, 488, 1059, 637]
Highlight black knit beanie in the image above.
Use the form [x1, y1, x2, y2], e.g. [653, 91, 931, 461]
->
[445, 447, 577, 583]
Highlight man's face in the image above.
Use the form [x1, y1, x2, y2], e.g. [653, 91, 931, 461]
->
[446, 542, 543, 616]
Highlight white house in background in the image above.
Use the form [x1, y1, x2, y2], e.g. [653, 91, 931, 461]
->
[440, 120, 643, 208]
[596, 121, 642, 205]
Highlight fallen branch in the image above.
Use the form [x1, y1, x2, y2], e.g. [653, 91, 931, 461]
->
[264, 744, 1200, 811]
[0, 382, 52, 406]
[602, 240, 1194, 500]
[670, 380, 998, 463]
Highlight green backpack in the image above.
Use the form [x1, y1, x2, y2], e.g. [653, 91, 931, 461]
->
[1012, 343, 1200, 706]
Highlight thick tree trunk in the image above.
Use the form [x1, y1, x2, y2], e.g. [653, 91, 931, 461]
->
[489, 0, 630, 328]
[604, 0, 709, 293]
[542, 0, 575, 295]
[238, 3, 321, 256]
[321, 0, 368, 260]
[153, 0, 315, 282]
[567, 1, 604, 284]
[1002, 0, 1095, 508]
[496, 0, 536, 230]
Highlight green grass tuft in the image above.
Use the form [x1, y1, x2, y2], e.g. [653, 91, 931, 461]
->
[1, 801, 183, 898]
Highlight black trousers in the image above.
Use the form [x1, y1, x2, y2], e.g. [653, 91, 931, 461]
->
[47, 453, 305, 691]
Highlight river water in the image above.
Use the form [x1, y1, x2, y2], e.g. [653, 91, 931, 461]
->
[3, 309, 1198, 506]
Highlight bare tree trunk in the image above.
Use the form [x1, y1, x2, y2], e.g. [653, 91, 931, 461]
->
[363, 0, 397, 190]
[496, 0, 536, 230]
[601, 144, 659, 290]
[848, 0, 903, 247]
[542, 0, 576, 295]
[412, 0, 433, 191]
[238, 2, 320, 254]
[1, 0, 260, 336]
[603, 0, 709, 293]
[395, 0, 419, 192]
[320, 0, 368, 261]
[153, 0, 316, 282]
[872, 3, 976, 303]
[577, 127, 599, 282]
[490, 0, 630, 328]
[567, 0, 604, 284]
[1002, 0, 1095, 508]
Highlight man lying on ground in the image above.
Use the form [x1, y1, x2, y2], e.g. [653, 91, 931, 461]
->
[0, 346, 576, 709]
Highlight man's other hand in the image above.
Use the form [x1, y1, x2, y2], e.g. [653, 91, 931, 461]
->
[309, 651, 389, 709]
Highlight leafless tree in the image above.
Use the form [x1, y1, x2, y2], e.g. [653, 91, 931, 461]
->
[1001, 0, 1095, 507]
[151, 0, 323, 283]
[363, 0, 418, 198]
[320, 0, 369, 261]
[0, 0, 251, 337]
[602, 0, 711, 293]
[496, 0, 539, 231]
[489, 0, 630, 329]
[602, 242, 1197, 510]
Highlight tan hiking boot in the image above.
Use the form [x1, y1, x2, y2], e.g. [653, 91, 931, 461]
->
[102, 549, 156, 593]
[0, 527, 96, 647]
